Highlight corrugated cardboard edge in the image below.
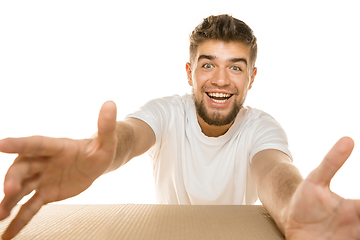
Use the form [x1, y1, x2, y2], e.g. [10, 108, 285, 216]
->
[0, 204, 285, 240]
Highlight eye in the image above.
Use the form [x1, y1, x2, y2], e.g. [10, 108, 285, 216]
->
[202, 63, 214, 69]
[230, 66, 242, 71]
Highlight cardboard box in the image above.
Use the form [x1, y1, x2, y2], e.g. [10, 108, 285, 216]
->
[0, 204, 285, 239]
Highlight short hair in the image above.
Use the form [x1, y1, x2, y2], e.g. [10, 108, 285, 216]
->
[189, 14, 257, 68]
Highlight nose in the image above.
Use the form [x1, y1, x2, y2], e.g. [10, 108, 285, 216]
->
[211, 68, 230, 87]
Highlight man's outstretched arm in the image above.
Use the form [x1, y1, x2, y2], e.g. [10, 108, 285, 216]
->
[0, 101, 155, 240]
[252, 137, 360, 239]
[251, 149, 303, 233]
[106, 117, 156, 173]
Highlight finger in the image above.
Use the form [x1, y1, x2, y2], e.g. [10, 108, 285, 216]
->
[3, 156, 47, 195]
[2, 193, 44, 240]
[0, 157, 45, 220]
[97, 101, 117, 151]
[307, 136, 354, 186]
[0, 174, 41, 221]
[0, 136, 65, 157]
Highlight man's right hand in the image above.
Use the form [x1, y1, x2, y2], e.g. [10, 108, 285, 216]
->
[0, 101, 117, 240]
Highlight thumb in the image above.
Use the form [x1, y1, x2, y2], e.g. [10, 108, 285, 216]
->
[307, 136, 354, 186]
[97, 101, 117, 151]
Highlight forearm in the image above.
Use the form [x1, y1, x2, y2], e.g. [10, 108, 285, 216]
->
[103, 118, 155, 173]
[104, 121, 135, 173]
[257, 161, 303, 233]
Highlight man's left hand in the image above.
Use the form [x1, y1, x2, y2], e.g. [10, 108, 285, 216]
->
[282, 137, 360, 239]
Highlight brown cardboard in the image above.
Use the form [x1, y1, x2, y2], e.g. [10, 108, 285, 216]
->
[0, 204, 285, 239]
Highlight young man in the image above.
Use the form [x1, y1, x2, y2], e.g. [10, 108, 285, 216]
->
[0, 14, 359, 239]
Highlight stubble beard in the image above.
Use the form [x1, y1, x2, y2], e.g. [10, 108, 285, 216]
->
[192, 89, 243, 127]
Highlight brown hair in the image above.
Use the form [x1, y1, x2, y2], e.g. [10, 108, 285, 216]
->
[189, 14, 257, 68]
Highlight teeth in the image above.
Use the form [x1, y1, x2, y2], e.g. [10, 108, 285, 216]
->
[212, 99, 227, 103]
[207, 92, 232, 104]
[208, 92, 231, 98]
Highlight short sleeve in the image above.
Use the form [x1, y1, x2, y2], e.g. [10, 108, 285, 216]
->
[125, 98, 169, 145]
[125, 95, 185, 147]
[248, 113, 292, 163]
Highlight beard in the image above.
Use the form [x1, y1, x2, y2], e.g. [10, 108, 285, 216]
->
[192, 90, 243, 127]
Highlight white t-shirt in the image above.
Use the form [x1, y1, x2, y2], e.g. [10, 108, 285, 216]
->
[126, 94, 292, 205]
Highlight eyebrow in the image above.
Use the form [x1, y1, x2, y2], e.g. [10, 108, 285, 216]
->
[197, 55, 248, 66]
[198, 55, 216, 61]
[229, 58, 248, 66]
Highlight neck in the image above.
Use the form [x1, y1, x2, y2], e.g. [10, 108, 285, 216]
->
[197, 114, 234, 137]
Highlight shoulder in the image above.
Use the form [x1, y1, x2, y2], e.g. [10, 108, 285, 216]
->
[127, 94, 192, 123]
[241, 107, 287, 139]
[126, 94, 191, 144]
[243, 107, 278, 125]
[243, 107, 292, 161]
[142, 94, 190, 109]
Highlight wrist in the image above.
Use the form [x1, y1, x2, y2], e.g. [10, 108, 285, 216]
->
[278, 203, 290, 235]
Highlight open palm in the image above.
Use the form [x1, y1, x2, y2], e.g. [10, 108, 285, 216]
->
[284, 137, 360, 239]
[0, 101, 117, 240]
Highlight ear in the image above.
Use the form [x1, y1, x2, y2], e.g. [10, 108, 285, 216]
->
[248, 67, 257, 90]
[186, 62, 193, 87]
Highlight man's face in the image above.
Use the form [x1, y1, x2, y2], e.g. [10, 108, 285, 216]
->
[186, 39, 257, 128]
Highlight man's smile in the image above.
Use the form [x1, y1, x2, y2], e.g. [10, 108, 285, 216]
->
[206, 92, 233, 103]
[205, 91, 235, 107]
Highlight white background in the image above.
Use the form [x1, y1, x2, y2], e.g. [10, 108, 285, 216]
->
[0, 0, 359, 205]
